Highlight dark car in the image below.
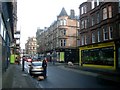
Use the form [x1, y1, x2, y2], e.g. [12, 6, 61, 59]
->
[29, 61, 44, 76]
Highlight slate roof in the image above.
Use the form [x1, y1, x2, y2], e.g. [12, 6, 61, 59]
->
[58, 7, 68, 17]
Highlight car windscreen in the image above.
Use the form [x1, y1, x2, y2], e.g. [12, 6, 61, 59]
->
[32, 62, 42, 66]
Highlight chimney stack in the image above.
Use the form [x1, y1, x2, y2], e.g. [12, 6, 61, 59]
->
[70, 9, 75, 19]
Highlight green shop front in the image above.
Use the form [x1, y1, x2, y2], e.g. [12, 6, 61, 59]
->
[79, 42, 117, 70]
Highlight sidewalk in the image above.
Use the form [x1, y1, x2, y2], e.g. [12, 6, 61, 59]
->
[53, 62, 120, 86]
[2, 64, 36, 88]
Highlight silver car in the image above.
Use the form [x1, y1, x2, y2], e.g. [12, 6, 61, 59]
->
[29, 61, 44, 76]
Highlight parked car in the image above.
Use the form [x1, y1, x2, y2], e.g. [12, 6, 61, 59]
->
[26, 57, 32, 62]
[29, 61, 44, 76]
[32, 57, 41, 62]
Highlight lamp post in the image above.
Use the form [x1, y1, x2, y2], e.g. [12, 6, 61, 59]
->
[22, 49, 25, 71]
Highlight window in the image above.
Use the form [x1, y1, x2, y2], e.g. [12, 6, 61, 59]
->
[108, 6, 112, 18]
[92, 32, 95, 43]
[97, 13, 100, 23]
[63, 29, 66, 35]
[81, 5, 87, 15]
[109, 26, 113, 39]
[119, 0, 120, 6]
[81, 20, 84, 29]
[81, 7, 84, 15]
[60, 39, 66, 46]
[119, 0, 120, 13]
[81, 35, 84, 45]
[96, 0, 99, 6]
[63, 19, 67, 25]
[91, 16, 95, 26]
[91, 0, 95, 9]
[81, 46, 114, 66]
[84, 19, 87, 28]
[84, 5, 87, 14]
[119, 23, 120, 36]
[103, 8, 107, 20]
[63, 39, 66, 46]
[33, 47, 35, 50]
[60, 20, 62, 25]
[3, 29, 6, 40]
[87, 18, 89, 28]
[1, 18, 4, 37]
[0, 13, 2, 34]
[85, 35, 87, 45]
[103, 27, 108, 40]
[97, 30, 100, 42]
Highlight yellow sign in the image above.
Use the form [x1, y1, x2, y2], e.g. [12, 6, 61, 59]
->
[60, 52, 64, 61]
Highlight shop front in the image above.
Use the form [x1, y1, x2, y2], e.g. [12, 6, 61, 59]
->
[79, 42, 116, 70]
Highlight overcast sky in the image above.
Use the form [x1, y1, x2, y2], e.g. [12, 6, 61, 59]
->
[17, 0, 86, 49]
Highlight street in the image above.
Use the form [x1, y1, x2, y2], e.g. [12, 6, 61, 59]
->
[23, 61, 117, 88]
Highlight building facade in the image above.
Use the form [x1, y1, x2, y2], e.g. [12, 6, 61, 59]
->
[25, 37, 37, 56]
[0, 1, 17, 73]
[79, 1, 120, 70]
[36, 8, 79, 63]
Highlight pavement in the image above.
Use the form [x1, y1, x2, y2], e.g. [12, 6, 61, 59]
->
[2, 62, 120, 89]
[2, 64, 36, 89]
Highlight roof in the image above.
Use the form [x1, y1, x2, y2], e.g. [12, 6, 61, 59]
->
[58, 7, 68, 17]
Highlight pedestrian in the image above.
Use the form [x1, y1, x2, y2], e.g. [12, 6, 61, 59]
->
[42, 58, 47, 78]
[52, 51, 57, 65]
[22, 56, 25, 71]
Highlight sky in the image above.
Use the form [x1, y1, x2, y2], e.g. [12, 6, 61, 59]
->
[17, 0, 87, 49]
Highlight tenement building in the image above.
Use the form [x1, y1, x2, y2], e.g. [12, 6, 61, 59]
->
[79, 1, 120, 70]
[36, 8, 79, 63]
[0, 1, 17, 72]
[25, 37, 37, 56]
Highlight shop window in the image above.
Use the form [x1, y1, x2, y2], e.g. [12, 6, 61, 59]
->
[81, 46, 114, 66]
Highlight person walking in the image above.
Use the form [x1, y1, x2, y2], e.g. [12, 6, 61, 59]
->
[42, 58, 47, 78]
[22, 56, 25, 71]
[52, 51, 57, 65]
